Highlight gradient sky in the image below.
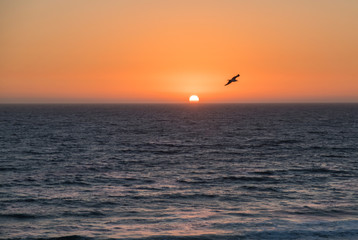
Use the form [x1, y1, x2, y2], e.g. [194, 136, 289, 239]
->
[1, 0, 357, 103]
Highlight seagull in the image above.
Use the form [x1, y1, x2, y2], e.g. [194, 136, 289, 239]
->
[225, 73, 240, 86]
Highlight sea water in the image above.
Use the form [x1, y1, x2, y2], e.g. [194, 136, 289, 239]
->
[0, 104, 357, 239]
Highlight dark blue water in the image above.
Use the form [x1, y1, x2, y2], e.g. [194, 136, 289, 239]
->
[1, 104, 358, 239]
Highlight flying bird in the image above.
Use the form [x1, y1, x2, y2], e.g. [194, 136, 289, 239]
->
[225, 73, 240, 86]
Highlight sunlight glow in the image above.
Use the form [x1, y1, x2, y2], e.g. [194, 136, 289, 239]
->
[189, 95, 199, 102]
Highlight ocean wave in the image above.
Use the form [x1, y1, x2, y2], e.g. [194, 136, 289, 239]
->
[9, 228, 358, 240]
[19, 236, 93, 240]
[177, 176, 278, 184]
[0, 213, 38, 219]
[240, 185, 281, 192]
[289, 168, 351, 174]
[116, 149, 182, 155]
[251, 168, 352, 176]
[219, 176, 278, 183]
[62, 211, 106, 217]
[250, 139, 303, 148]
[0, 167, 18, 171]
[287, 206, 356, 217]
[45, 180, 92, 186]
[242, 228, 358, 240]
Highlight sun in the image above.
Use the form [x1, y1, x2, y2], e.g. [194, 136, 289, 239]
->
[189, 95, 199, 103]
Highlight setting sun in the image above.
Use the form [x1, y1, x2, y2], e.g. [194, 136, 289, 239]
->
[189, 95, 199, 102]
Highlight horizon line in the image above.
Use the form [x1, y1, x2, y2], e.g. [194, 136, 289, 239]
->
[1, 101, 358, 105]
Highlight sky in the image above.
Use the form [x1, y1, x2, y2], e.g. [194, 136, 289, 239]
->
[1, 0, 357, 103]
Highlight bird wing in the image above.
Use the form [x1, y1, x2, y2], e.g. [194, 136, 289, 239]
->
[234, 73, 240, 78]
[225, 80, 232, 86]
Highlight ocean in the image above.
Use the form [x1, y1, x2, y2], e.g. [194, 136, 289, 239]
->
[0, 104, 357, 240]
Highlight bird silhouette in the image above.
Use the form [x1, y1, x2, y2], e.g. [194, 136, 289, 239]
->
[225, 73, 240, 86]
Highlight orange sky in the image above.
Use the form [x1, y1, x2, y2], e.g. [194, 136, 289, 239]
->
[1, 0, 357, 103]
